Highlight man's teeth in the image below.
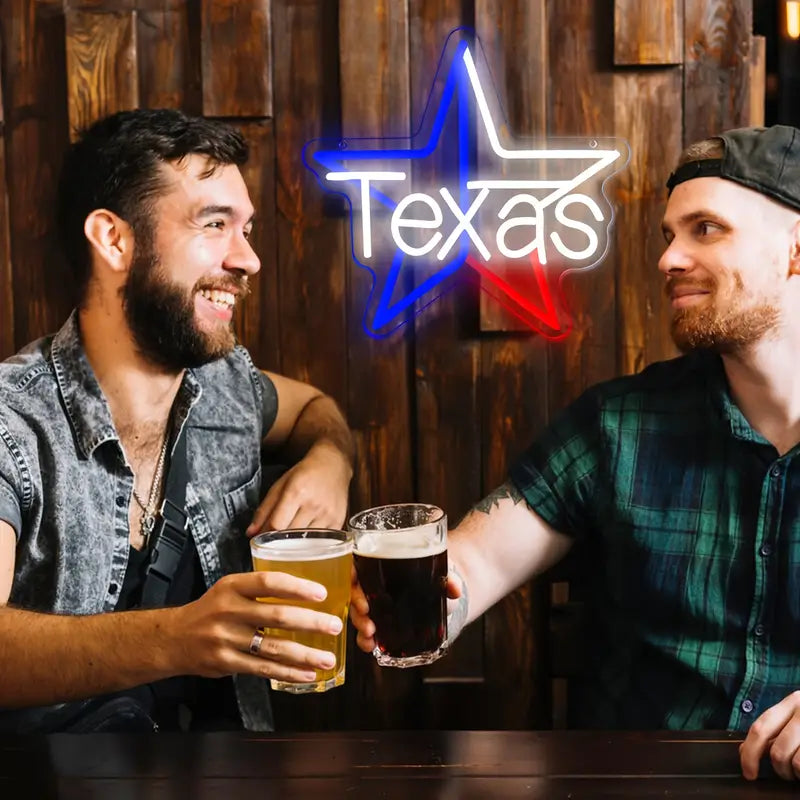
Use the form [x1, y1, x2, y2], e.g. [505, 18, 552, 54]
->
[199, 289, 235, 308]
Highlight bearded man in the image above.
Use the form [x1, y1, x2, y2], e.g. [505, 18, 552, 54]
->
[350, 124, 800, 781]
[0, 109, 354, 732]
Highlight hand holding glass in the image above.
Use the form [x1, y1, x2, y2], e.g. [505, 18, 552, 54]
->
[349, 503, 448, 667]
[249, 529, 352, 693]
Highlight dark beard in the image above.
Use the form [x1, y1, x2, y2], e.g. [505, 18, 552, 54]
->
[122, 245, 241, 371]
[670, 304, 780, 354]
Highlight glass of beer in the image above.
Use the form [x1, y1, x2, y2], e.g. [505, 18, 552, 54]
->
[349, 503, 448, 668]
[249, 529, 353, 693]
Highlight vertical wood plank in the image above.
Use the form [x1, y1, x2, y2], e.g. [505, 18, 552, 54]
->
[201, 0, 271, 118]
[272, 0, 347, 408]
[614, 70, 682, 378]
[614, 0, 683, 65]
[339, 0, 413, 515]
[0, 32, 14, 361]
[232, 121, 280, 373]
[749, 34, 766, 126]
[137, 1, 202, 112]
[1, 0, 72, 345]
[65, 9, 139, 139]
[476, 0, 547, 332]
[547, 0, 618, 411]
[684, 0, 753, 144]
[474, 0, 552, 730]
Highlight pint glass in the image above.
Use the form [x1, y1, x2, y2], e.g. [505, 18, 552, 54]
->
[349, 503, 448, 667]
[250, 529, 353, 693]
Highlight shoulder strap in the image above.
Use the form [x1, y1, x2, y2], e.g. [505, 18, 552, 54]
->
[140, 426, 190, 608]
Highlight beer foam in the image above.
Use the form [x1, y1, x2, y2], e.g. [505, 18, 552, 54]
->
[355, 531, 446, 559]
[251, 537, 352, 562]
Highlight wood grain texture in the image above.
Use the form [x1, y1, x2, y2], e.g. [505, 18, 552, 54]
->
[1, 0, 72, 346]
[272, 0, 346, 402]
[749, 34, 765, 127]
[476, 0, 548, 332]
[137, 2, 201, 112]
[614, 0, 682, 65]
[684, 0, 753, 144]
[614, 70, 681, 377]
[65, 9, 138, 140]
[232, 121, 280, 372]
[201, 0, 271, 117]
[339, 0, 414, 515]
[0, 34, 14, 361]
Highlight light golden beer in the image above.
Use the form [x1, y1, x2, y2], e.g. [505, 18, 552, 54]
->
[250, 529, 352, 693]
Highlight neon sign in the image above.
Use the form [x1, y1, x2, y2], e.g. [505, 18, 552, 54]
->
[304, 29, 629, 339]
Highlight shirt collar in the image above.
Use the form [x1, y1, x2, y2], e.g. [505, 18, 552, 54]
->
[50, 311, 203, 459]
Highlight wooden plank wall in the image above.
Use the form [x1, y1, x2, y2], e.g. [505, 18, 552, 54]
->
[0, 0, 762, 731]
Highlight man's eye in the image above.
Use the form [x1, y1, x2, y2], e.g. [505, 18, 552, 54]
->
[243, 228, 253, 240]
[206, 220, 224, 230]
[696, 221, 717, 237]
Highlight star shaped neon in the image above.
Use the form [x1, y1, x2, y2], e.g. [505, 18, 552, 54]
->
[304, 29, 630, 339]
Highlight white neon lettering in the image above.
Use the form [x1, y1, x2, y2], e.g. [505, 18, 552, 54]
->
[390, 193, 444, 257]
[436, 187, 491, 261]
[550, 194, 604, 260]
[326, 171, 406, 258]
[495, 194, 547, 262]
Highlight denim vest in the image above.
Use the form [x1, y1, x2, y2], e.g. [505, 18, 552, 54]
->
[0, 312, 277, 730]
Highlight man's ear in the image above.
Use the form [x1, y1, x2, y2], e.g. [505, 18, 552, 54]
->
[789, 219, 800, 277]
[83, 209, 134, 274]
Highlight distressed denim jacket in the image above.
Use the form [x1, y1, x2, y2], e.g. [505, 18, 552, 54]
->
[0, 312, 277, 730]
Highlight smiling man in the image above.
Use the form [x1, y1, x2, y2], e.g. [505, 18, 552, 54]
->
[0, 109, 354, 732]
[349, 124, 800, 780]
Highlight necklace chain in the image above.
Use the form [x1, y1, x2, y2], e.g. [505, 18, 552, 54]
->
[131, 433, 170, 546]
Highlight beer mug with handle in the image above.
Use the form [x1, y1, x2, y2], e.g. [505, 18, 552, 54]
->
[349, 503, 448, 667]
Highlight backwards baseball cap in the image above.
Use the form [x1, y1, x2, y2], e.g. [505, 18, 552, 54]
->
[666, 124, 800, 213]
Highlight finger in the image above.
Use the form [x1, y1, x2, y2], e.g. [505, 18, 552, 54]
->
[266, 493, 302, 531]
[219, 649, 319, 684]
[349, 578, 369, 616]
[769, 720, 800, 782]
[247, 483, 283, 536]
[282, 506, 318, 531]
[348, 604, 375, 636]
[251, 601, 344, 638]
[741, 695, 800, 780]
[355, 630, 376, 653]
[224, 570, 327, 602]
[245, 628, 337, 672]
[445, 573, 463, 600]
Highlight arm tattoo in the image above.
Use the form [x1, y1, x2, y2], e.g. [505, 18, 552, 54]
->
[472, 481, 526, 515]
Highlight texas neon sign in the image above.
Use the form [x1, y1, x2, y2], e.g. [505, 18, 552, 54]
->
[304, 29, 629, 339]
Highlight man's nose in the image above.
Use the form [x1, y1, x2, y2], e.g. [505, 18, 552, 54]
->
[657, 240, 693, 276]
[225, 232, 261, 276]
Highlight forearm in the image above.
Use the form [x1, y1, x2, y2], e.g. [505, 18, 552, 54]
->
[0, 604, 181, 708]
[275, 395, 354, 469]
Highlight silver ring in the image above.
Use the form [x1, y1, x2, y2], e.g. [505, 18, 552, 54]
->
[249, 630, 264, 655]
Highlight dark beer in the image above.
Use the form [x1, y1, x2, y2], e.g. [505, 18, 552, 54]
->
[354, 536, 447, 659]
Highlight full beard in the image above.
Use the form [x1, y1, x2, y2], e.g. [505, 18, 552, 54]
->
[122, 241, 247, 371]
[668, 276, 780, 354]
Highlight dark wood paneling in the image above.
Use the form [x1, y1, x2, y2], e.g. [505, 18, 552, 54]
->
[614, 70, 682, 376]
[65, 9, 138, 139]
[1, 0, 72, 345]
[233, 121, 280, 372]
[614, 0, 682, 65]
[339, 0, 414, 513]
[272, 0, 346, 401]
[749, 34, 765, 127]
[137, 2, 202, 112]
[546, 0, 618, 411]
[684, 0, 753, 144]
[0, 33, 14, 361]
[476, 0, 548, 333]
[201, 0, 272, 118]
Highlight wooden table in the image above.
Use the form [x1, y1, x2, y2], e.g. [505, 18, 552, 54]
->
[0, 729, 796, 798]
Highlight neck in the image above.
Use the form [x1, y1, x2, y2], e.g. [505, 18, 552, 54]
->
[721, 331, 800, 455]
[79, 301, 184, 433]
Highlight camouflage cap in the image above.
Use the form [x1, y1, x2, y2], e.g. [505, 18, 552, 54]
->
[666, 124, 800, 213]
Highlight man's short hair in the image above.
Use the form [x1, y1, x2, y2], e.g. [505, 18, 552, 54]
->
[57, 108, 249, 305]
[666, 125, 800, 215]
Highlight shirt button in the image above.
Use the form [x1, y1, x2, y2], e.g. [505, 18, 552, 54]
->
[741, 699, 754, 714]
[760, 543, 773, 557]
[115, 495, 126, 508]
[754, 624, 765, 637]
[108, 583, 118, 595]
[771, 465, 782, 477]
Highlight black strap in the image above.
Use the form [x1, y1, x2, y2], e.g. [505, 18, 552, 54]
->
[665, 158, 723, 194]
[141, 426, 190, 608]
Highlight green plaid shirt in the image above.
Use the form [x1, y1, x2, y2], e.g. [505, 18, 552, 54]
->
[510, 351, 800, 731]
